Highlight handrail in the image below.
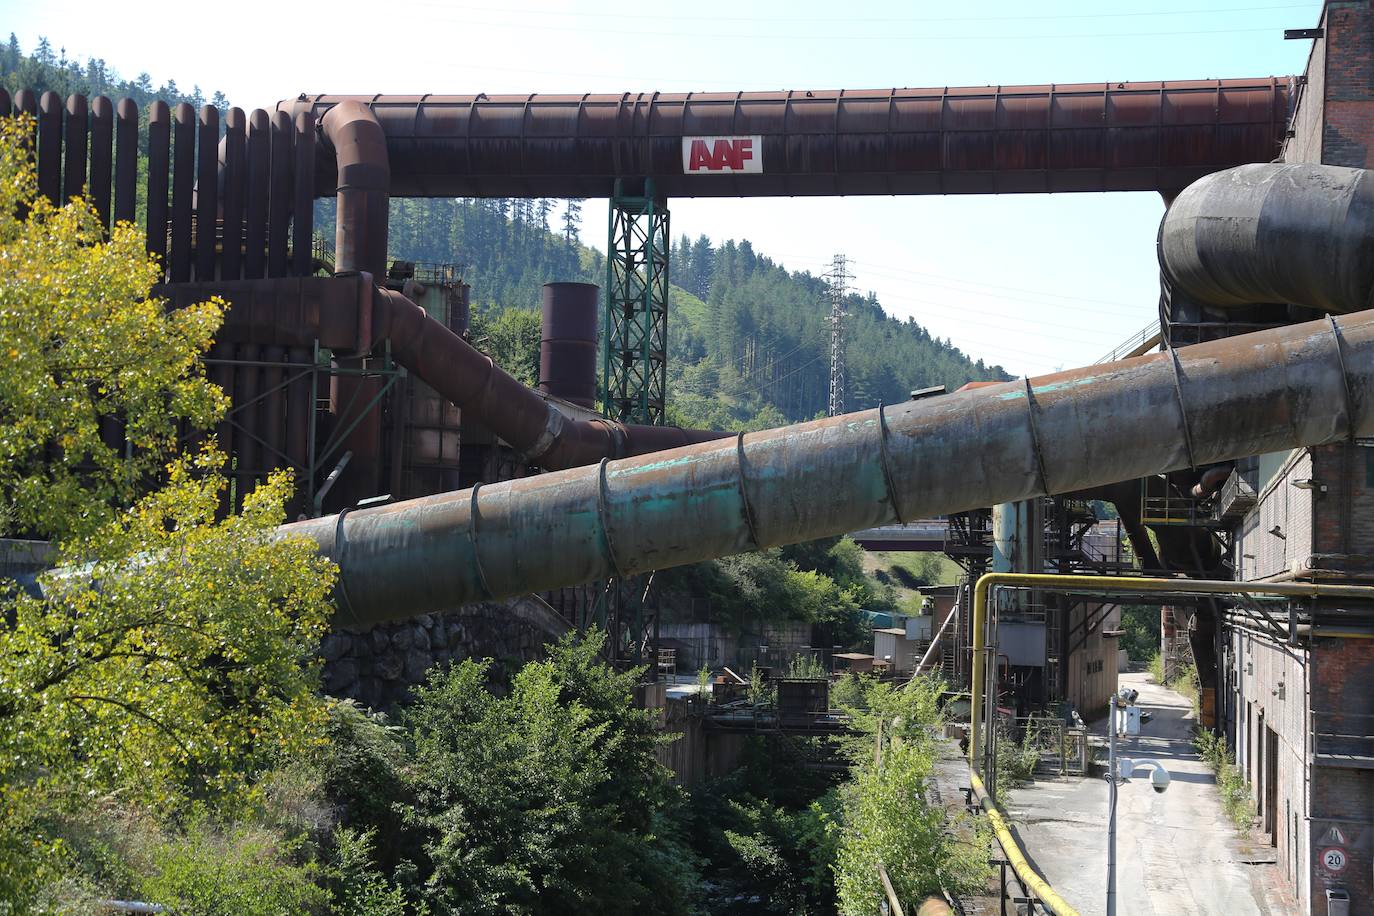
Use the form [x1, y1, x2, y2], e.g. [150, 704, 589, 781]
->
[969, 573, 1374, 775]
[1095, 321, 1161, 364]
[969, 772, 1080, 916]
[912, 583, 964, 677]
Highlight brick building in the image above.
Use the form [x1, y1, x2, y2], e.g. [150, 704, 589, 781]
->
[1194, 5, 1374, 912]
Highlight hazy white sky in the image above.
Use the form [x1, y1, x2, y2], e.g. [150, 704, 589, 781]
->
[3, 0, 1321, 376]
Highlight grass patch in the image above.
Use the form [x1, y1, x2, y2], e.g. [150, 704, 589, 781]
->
[1196, 730, 1255, 831]
[1149, 654, 1200, 717]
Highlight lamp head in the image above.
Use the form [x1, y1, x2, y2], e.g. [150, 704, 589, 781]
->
[1150, 767, 1171, 794]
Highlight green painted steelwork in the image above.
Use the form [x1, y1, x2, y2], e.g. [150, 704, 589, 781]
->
[603, 178, 669, 425]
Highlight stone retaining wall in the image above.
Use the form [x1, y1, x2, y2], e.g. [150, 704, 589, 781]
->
[320, 596, 573, 709]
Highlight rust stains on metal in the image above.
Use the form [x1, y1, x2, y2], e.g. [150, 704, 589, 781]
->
[539, 282, 600, 409]
[282, 311, 1374, 626]
[286, 79, 1290, 199]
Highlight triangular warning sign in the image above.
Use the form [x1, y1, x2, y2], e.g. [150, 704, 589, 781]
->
[1323, 826, 1347, 846]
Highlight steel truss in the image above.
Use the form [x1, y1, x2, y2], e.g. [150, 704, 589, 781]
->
[603, 178, 669, 425]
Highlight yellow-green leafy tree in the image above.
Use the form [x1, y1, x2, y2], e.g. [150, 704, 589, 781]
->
[0, 115, 336, 906]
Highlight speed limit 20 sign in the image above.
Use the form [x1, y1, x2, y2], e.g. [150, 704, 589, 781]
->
[1320, 846, 1347, 873]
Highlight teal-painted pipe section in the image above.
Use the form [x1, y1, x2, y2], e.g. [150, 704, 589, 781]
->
[281, 310, 1374, 627]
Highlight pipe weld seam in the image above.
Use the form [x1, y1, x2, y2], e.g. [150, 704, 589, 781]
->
[1022, 378, 1052, 496]
[524, 403, 564, 462]
[875, 403, 907, 525]
[333, 506, 361, 624]
[596, 458, 627, 580]
[1327, 315, 1358, 442]
[1166, 347, 1198, 469]
[735, 432, 763, 550]
[466, 483, 494, 600]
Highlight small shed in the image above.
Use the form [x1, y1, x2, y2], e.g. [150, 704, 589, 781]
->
[833, 652, 876, 674]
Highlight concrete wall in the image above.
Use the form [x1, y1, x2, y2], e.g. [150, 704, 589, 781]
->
[658, 621, 812, 671]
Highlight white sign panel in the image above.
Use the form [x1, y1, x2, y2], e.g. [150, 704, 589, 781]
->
[1320, 847, 1347, 873]
[682, 136, 763, 174]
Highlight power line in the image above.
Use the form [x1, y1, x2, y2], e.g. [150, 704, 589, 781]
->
[427, 2, 1313, 25]
[445, 18, 1285, 43]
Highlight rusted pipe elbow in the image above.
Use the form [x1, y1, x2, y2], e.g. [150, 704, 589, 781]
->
[320, 100, 389, 278]
[370, 286, 726, 471]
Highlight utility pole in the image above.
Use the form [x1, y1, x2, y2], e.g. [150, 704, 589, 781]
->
[825, 253, 849, 417]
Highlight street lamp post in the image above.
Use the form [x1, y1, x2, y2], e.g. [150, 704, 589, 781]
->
[1106, 692, 1170, 916]
[1107, 693, 1119, 916]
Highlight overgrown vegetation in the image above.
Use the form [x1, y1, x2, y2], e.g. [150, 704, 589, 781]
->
[1149, 654, 1200, 716]
[0, 114, 342, 912]
[992, 723, 1043, 806]
[1195, 731, 1256, 831]
[1117, 605, 1162, 664]
[0, 43, 1001, 911]
[660, 536, 890, 650]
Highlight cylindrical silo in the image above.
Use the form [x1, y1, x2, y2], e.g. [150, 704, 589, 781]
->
[539, 282, 599, 408]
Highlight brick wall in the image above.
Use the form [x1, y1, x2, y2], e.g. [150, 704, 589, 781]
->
[1322, 2, 1374, 168]
[1229, 627, 1312, 910]
[1236, 450, 1313, 580]
[1286, 7, 1326, 165]
[1308, 637, 1374, 913]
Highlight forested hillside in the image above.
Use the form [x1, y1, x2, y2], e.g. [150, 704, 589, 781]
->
[381, 198, 1013, 427]
[0, 33, 228, 114]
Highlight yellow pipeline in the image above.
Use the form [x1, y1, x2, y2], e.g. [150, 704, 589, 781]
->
[969, 771, 1079, 916]
[968, 572, 1374, 770]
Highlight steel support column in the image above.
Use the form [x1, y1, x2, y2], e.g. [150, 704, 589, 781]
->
[603, 178, 669, 425]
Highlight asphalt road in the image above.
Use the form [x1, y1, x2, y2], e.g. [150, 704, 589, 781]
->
[1002, 672, 1277, 916]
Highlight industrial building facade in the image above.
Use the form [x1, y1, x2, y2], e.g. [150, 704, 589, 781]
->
[1193, 5, 1374, 912]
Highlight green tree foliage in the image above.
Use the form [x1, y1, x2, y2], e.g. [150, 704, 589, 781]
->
[0, 34, 229, 117]
[468, 304, 542, 389]
[0, 120, 226, 540]
[315, 629, 699, 915]
[832, 677, 991, 912]
[662, 541, 874, 650]
[1117, 604, 1161, 662]
[0, 116, 337, 909]
[351, 197, 1009, 429]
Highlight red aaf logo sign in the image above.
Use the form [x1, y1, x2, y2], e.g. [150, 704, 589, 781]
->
[682, 136, 763, 174]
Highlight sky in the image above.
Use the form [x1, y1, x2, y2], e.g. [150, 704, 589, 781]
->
[1, 0, 1324, 377]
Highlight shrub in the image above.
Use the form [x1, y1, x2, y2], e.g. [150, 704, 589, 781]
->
[1195, 731, 1255, 831]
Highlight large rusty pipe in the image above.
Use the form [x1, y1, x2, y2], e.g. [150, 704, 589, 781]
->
[540, 282, 600, 408]
[1161, 163, 1374, 313]
[145, 102, 170, 267]
[89, 96, 113, 229]
[371, 287, 722, 472]
[195, 105, 219, 281]
[285, 79, 1289, 199]
[283, 311, 1374, 626]
[319, 100, 389, 278]
[113, 98, 138, 227]
[62, 94, 87, 205]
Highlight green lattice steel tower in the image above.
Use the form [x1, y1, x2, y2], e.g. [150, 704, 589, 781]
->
[603, 179, 669, 425]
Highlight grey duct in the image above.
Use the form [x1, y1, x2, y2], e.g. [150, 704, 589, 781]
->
[283, 311, 1374, 627]
[1159, 163, 1374, 313]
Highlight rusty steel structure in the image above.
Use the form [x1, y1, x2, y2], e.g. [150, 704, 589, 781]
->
[0, 75, 1295, 516]
[285, 310, 1374, 627]
[282, 79, 1291, 198]
[540, 282, 600, 409]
